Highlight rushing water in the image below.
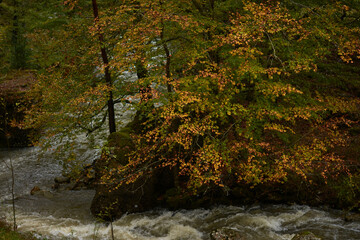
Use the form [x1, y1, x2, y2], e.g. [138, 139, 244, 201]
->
[1, 103, 360, 239]
[1, 147, 360, 240]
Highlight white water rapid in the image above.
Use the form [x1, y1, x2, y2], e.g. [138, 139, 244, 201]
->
[1, 106, 360, 239]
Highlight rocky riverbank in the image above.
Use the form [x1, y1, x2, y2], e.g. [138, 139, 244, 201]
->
[89, 121, 360, 222]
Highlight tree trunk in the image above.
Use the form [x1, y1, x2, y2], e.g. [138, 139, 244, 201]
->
[91, 0, 116, 134]
[11, 0, 26, 69]
[4, 112, 17, 231]
[160, 19, 172, 93]
[159, 19, 179, 187]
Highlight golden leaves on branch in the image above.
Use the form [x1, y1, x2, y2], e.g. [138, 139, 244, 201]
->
[23, 0, 360, 195]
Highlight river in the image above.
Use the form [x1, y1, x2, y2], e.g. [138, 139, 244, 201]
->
[1, 102, 360, 239]
[1, 147, 360, 240]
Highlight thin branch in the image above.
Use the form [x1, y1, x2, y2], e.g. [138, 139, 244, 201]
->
[76, 110, 108, 135]
[221, 122, 237, 141]
[265, 32, 286, 70]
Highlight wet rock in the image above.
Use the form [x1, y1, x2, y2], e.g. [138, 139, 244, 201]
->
[51, 182, 60, 190]
[65, 183, 77, 190]
[30, 186, 41, 195]
[91, 166, 173, 221]
[54, 176, 70, 184]
[91, 174, 155, 220]
[91, 130, 174, 220]
[42, 190, 54, 198]
[210, 228, 245, 240]
[30, 186, 54, 198]
[70, 164, 96, 190]
[52, 164, 96, 191]
[291, 232, 322, 240]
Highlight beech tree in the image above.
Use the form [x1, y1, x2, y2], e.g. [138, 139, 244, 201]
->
[21, 0, 121, 139]
[91, 0, 116, 133]
[20, 0, 360, 195]
[98, 0, 360, 192]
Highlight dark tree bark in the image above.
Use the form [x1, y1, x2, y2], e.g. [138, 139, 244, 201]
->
[162, 41, 172, 93]
[160, 20, 172, 93]
[11, 0, 26, 69]
[91, 0, 116, 134]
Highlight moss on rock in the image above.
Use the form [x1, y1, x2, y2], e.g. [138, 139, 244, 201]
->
[107, 128, 134, 165]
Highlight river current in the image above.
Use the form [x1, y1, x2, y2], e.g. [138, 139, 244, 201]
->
[1, 107, 360, 239]
[1, 147, 360, 240]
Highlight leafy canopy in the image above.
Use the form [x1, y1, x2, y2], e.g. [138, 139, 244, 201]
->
[21, 0, 360, 193]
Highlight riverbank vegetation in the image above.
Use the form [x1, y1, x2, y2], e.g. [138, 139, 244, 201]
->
[1, 0, 360, 220]
[0, 220, 42, 240]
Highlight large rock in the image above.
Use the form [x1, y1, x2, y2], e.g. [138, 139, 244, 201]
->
[30, 186, 54, 198]
[54, 176, 70, 184]
[90, 129, 174, 221]
[91, 172, 159, 220]
[91, 164, 174, 220]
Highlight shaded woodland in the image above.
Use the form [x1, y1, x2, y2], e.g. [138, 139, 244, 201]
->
[1, 0, 360, 219]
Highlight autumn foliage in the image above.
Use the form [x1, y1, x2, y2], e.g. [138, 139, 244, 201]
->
[18, 0, 360, 202]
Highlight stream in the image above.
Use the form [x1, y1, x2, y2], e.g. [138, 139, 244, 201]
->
[1, 105, 360, 239]
[1, 147, 360, 240]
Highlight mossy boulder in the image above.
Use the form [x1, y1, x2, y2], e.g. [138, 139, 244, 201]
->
[91, 166, 174, 221]
[90, 127, 174, 220]
[106, 128, 135, 165]
[91, 173, 157, 220]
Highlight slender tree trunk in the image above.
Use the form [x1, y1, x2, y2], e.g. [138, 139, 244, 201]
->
[163, 42, 172, 93]
[160, 40, 180, 187]
[110, 216, 115, 240]
[91, 0, 116, 134]
[11, 0, 23, 69]
[3, 109, 17, 231]
[160, 19, 172, 93]
[159, 18, 180, 188]
[11, 11, 19, 67]
[9, 156, 17, 231]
